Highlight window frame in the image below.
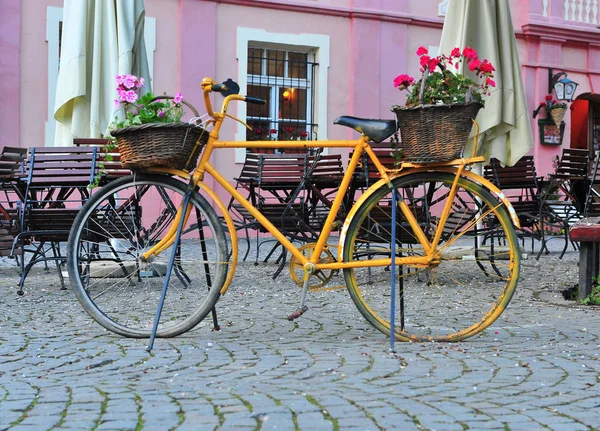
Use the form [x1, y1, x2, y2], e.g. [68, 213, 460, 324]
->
[235, 28, 330, 162]
[246, 47, 315, 142]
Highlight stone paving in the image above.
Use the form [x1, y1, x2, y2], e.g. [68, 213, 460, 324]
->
[1, 245, 599, 431]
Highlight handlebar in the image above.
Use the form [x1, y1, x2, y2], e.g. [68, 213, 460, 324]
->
[202, 77, 265, 118]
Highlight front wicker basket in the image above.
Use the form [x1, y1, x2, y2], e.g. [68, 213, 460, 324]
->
[393, 102, 482, 163]
[110, 122, 208, 172]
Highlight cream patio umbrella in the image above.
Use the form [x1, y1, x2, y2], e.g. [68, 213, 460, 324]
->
[53, 0, 151, 146]
[439, 0, 533, 167]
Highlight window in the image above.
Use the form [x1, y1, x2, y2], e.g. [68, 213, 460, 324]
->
[246, 47, 318, 144]
[235, 28, 330, 162]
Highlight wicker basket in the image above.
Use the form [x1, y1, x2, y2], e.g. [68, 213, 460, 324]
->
[111, 122, 208, 171]
[550, 107, 566, 128]
[393, 102, 482, 163]
[109, 96, 208, 171]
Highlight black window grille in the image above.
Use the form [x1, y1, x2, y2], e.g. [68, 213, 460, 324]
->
[246, 47, 318, 147]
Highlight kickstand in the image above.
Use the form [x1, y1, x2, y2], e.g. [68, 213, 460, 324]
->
[287, 265, 311, 321]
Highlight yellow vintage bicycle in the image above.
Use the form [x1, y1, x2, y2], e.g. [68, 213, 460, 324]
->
[67, 78, 521, 350]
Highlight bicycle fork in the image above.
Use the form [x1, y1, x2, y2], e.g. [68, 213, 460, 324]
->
[144, 184, 220, 352]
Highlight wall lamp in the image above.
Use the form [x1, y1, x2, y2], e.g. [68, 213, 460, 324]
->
[533, 68, 580, 118]
[548, 68, 579, 102]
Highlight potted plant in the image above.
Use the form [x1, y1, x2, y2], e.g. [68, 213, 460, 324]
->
[107, 74, 208, 172]
[545, 95, 568, 127]
[392, 46, 496, 163]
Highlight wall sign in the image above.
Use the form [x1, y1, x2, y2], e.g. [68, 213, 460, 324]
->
[538, 119, 565, 145]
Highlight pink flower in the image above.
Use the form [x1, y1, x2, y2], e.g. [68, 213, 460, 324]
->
[468, 59, 481, 71]
[479, 60, 495, 74]
[117, 88, 128, 101]
[450, 47, 461, 58]
[138, 77, 145, 88]
[123, 75, 137, 90]
[419, 55, 431, 68]
[173, 92, 183, 104]
[393, 74, 415, 89]
[462, 46, 478, 60]
[416, 46, 428, 56]
[158, 111, 166, 118]
[545, 95, 553, 101]
[428, 58, 439, 71]
[114, 99, 120, 109]
[486, 77, 496, 87]
[124, 90, 138, 103]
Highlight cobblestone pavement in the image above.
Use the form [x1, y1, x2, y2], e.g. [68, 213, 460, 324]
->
[1, 246, 599, 431]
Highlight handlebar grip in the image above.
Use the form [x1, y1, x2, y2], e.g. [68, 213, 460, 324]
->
[246, 96, 266, 105]
[211, 84, 227, 92]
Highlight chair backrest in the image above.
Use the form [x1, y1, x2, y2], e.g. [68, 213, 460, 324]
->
[585, 150, 600, 215]
[257, 153, 310, 189]
[233, 153, 262, 185]
[0, 147, 27, 180]
[24, 146, 99, 191]
[552, 148, 589, 181]
[550, 148, 589, 211]
[73, 138, 130, 182]
[485, 156, 540, 198]
[307, 153, 344, 188]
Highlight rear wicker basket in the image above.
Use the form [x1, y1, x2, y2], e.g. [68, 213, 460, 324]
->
[393, 102, 482, 163]
[110, 122, 208, 171]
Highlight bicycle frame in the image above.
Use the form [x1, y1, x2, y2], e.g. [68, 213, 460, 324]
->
[140, 78, 521, 291]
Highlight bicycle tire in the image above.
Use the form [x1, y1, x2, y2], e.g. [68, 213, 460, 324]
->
[342, 171, 520, 342]
[67, 174, 228, 338]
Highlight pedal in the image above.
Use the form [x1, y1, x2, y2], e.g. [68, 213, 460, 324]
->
[287, 305, 308, 321]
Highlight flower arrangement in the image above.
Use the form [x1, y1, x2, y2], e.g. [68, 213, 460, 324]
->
[249, 127, 278, 141]
[89, 74, 205, 187]
[110, 74, 185, 130]
[393, 46, 496, 107]
[390, 46, 496, 163]
[532, 94, 568, 127]
[542, 94, 567, 111]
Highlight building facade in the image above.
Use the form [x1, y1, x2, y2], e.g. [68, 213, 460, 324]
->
[1, 0, 599, 182]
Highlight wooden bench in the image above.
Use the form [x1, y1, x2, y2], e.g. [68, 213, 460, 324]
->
[13, 146, 99, 294]
[570, 217, 600, 300]
[0, 147, 28, 257]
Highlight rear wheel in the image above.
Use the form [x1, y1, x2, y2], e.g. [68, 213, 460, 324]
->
[67, 174, 228, 338]
[342, 171, 520, 342]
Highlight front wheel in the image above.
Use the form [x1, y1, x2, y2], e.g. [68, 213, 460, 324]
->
[342, 171, 520, 342]
[67, 174, 229, 338]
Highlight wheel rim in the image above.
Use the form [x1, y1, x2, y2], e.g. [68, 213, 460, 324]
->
[343, 172, 520, 342]
[68, 175, 227, 338]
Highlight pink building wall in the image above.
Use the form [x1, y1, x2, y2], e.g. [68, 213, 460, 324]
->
[1, 0, 599, 179]
[0, 0, 20, 149]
